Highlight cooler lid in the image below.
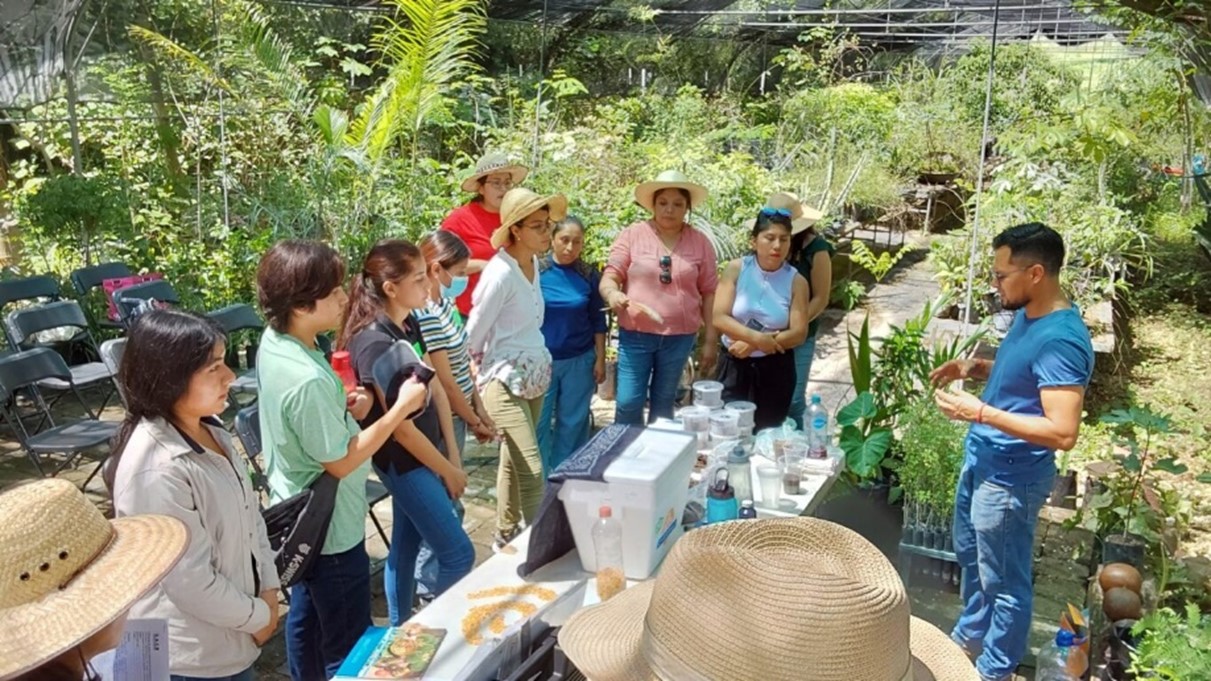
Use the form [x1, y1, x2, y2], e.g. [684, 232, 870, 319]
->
[602, 428, 695, 484]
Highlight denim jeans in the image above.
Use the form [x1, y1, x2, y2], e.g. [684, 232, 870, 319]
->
[415, 415, 468, 599]
[172, 668, 254, 681]
[614, 329, 696, 425]
[788, 335, 819, 430]
[285, 542, 372, 680]
[376, 463, 475, 625]
[537, 349, 597, 471]
[483, 380, 545, 535]
[951, 462, 1053, 681]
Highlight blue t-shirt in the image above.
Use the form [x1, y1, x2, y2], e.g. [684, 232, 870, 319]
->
[965, 307, 1094, 485]
[539, 258, 607, 360]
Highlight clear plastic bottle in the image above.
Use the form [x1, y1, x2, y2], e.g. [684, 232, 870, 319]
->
[592, 505, 626, 601]
[807, 394, 830, 458]
[726, 445, 753, 502]
[1035, 629, 1088, 681]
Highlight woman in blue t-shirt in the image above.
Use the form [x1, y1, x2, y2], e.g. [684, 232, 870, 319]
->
[537, 216, 608, 471]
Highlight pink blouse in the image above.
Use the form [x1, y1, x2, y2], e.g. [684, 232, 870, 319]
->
[604, 221, 719, 336]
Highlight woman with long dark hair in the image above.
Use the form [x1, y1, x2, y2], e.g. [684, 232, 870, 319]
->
[339, 239, 474, 625]
[107, 309, 278, 681]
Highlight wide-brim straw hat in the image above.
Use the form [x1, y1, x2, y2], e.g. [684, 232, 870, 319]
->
[0, 479, 188, 678]
[634, 170, 709, 213]
[747, 191, 824, 235]
[460, 152, 529, 193]
[559, 517, 978, 681]
[490, 188, 569, 249]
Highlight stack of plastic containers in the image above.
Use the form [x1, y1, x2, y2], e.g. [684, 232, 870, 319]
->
[724, 401, 756, 445]
[678, 405, 712, 449]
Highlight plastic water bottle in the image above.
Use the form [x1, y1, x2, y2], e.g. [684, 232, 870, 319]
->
[592, 504, 626, 601]
[807, 394, 830, 458]
[1035, 629, 1088, 681]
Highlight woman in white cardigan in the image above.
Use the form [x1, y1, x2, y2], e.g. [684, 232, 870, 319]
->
[466, 187, 566, 550]
[108, 309, 279, 681]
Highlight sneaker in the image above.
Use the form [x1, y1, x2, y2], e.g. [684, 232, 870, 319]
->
[492, 528, 521, 554]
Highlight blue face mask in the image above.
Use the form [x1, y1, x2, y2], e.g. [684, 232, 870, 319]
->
[441, 272, 469, 299]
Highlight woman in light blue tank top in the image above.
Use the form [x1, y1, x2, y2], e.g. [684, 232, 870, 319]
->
[711, 206, 811, 429]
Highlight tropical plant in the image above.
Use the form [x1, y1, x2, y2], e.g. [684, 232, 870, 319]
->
[16, 173, 129, 267]
[1129, 604, 1211, 680]
[890, 396, 967, 512]
[850, 241, 908, 284]
[837, 314, 894, 484]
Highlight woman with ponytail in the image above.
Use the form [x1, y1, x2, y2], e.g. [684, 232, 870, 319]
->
[339, 239, 475, 625]
[107, 309, 280, 681]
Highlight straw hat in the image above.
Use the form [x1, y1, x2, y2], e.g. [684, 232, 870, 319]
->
[490, 188, 569, 249]
[747, 191, 824, 235]
[559, 517, 978, 681]
[460, 152, 529, 193]
[0, 479, 187, 678]
[634, 170, 709, 213]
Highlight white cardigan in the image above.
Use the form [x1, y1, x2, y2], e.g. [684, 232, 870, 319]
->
[466, 248, 552, 398]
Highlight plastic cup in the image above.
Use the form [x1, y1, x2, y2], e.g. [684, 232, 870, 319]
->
[756, 464, 781, 509]
[679, 405, 712, 433]
[781, 442, 808, 495]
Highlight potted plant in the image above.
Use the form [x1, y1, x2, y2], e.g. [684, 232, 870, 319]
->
[891, 396, 966, 552]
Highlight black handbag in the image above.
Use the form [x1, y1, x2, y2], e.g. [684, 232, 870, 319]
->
[263, 472, 340, 587]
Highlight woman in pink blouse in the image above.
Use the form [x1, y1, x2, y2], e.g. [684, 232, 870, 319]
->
[600, 170, 719, 425]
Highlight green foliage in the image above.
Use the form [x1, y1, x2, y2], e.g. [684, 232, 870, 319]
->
[1129, 604, 1211, 680]
[893, 396, 967, 517]
[849, 241, 908, 284]
[837, 391, 894, 482]
[16, 173, 129, 266]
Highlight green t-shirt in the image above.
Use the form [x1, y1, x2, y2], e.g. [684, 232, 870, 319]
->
[793, 234, 836, 339]
[258, 327, 369, 555]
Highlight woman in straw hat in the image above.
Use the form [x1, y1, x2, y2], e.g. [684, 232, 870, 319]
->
[785, 194, 834, 430]
[440, 152, 529, 318]
[106, 308, 281, 681]
[0, 478, 187, 680]
[711, 196, 813, 430]
[558, 517, 979, 681]
[600, 170, 719, 426]
[466, 187, 566, 550]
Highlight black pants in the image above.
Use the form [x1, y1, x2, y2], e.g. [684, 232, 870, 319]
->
[715, 348, 797, 431]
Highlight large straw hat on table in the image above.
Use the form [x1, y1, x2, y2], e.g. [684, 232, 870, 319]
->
[490, 188, 569, 249]
[461, 152, 530, 193]
[748, 191, 824, 235]
[558, 516, 978, 681]
[634, 170, 709, 213]
[0, 479, 187, 679]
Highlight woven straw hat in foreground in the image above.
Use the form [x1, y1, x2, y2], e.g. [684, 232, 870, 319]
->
[491, 188, 569, 249]
[0, 479, 187, 678]
[559, 517, 978, 681]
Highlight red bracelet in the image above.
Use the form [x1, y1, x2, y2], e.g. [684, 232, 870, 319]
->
[977, 404, 986, 424]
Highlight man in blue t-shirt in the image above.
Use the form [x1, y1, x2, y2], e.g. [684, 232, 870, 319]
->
[931, 223, 1095, 681]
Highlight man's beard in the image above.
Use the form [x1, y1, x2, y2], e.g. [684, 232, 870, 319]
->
[1000, 295, 1028, 311]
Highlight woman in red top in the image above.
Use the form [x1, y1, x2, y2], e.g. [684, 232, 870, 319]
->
[440, 152, 529, 317]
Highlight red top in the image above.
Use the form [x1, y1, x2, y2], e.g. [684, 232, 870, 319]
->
[440, 201, 501, 316]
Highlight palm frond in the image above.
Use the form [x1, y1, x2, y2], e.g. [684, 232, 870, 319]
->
[127, 25, 232, 92]
[239, 2, 317, 127]
[349, 0, 486, 161]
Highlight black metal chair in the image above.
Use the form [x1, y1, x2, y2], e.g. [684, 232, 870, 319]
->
[234, 404, 393, 549]
[207, 304, 264, 402]
[5, 301, 117, 416]
[69, 262, 132, 332]
[111, 279, 181, 328]
[0, 348, 119, 488]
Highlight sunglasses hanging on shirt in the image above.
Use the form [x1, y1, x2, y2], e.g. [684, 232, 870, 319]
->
[659, 255, 672, 285]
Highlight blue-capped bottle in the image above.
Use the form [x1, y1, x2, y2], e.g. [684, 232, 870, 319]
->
[738, 499, 757, 519]
[706, 467, 738, 524]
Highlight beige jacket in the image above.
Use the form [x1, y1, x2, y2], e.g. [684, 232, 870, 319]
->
[113, 417, 280, 678]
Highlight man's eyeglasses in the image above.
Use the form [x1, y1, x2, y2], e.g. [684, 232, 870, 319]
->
[659, 255, 672, 285]
[992, 267, 1029, 283]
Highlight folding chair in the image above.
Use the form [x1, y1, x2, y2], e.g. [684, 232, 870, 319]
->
[0, 348, 119, 488]
[111, 279, 181, 328]
[6, 301, 118, 416]
[0, 275, 91, 353]
[207, 304, 264, 402]
[99, 338, 128, 408]
[69, 262, 132, 332]
[234, 404, 393, 549]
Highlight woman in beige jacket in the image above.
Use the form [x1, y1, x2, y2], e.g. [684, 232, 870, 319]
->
[109, 309, 279, 681]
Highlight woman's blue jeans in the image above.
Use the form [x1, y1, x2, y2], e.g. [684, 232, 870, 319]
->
[788, 335, 819, 430]
[613, 329, 695, 425]
[950, 461, 1053, 681]
[537, 348, 597, 471]
[285, 542, 371, 680]
[376, 464, 475, 625]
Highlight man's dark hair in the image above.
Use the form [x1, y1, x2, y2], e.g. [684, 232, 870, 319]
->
[256, 239, 346, 332]
[992, 222, 1065, 276]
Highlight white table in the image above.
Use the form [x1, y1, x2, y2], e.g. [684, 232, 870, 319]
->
[338, 454, 840, 680]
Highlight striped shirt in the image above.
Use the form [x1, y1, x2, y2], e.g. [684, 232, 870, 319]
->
[415, 297, 475, 403]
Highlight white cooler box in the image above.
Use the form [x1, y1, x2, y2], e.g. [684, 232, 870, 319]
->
[558, 428, 697, 579]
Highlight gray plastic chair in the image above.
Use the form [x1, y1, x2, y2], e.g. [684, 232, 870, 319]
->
[99, 338, 128, 408]
[0, 275, 66, 348]
[207, 304, 264, 397]
[0, 348, 119, 487]
[234, 404, 392, 548]
[111, 280, 181, 327]
[69, 262, 132, 332]
[5, 301, 117, 415]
